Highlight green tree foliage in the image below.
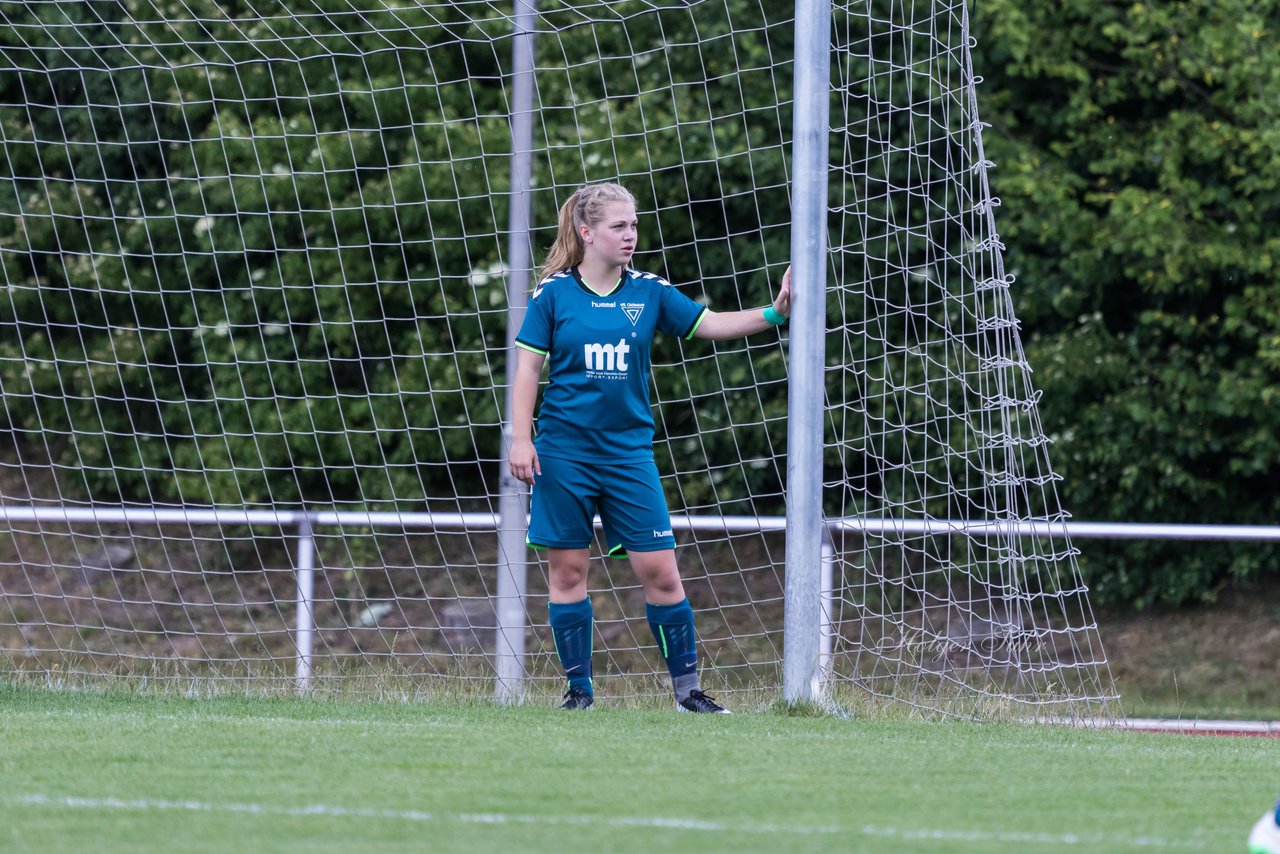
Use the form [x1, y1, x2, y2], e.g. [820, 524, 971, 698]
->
[0, 1, 792, 515]
[2, 1, 1274, 607]
[974, 0, 1280, 606]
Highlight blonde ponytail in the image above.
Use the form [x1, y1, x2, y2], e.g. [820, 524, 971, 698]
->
[538, 182, 636, 283]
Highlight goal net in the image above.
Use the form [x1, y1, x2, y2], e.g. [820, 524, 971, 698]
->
[0, 0, 1116, 717]
[828, 3, 1115, 716]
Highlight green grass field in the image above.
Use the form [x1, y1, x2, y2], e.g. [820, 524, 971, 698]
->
[0, 683, 1273, 853]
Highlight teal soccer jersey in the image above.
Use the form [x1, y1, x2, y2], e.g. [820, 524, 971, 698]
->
[515, 266, 707, 463]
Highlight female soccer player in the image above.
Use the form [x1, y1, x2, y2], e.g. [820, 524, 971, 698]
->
[509, 182, 791, 712]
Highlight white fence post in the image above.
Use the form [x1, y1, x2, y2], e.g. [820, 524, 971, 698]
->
[818, 533, 835, 690]
[294, 512, 316, 694]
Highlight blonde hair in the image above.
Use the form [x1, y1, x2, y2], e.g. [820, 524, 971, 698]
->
[538, 182, 637, 282]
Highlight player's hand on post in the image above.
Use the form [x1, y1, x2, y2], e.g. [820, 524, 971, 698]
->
[509, 438, 540, 486]
[774, 265, 792, 319]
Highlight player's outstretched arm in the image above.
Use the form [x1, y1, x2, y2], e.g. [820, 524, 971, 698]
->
[509, 348, 544, 486]
[692, 265, 791, 340]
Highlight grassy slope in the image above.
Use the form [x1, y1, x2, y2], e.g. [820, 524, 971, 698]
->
[0, 685, 1272, 853]
[1104, 584, 1280, 720]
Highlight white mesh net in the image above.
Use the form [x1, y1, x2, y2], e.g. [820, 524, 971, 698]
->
[825, 1, 1114, 715]
[0, 0, 1115, 716]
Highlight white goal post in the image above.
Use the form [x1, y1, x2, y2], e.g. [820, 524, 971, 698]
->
[0, 0, 1117, 718]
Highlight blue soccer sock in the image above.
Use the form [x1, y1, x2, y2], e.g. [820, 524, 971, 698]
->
[646, 598, 699, 701]
[549, 597, 594, 695]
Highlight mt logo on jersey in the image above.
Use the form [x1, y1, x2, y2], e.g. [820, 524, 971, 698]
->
[583, 339, 631, 378]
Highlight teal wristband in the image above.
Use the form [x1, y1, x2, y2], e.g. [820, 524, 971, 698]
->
[763, 306, 787, 326]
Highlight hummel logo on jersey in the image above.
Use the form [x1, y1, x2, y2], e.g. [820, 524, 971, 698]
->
[591, 300, 617, 308]
[653, 529, 673, 538]
[584, 339, 631, 376]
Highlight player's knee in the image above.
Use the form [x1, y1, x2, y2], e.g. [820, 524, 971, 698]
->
[548, 558, 589, 596]
[634, 560, 682, 597]
[645, 574, 682, 598]
[549, 573, 586, 598]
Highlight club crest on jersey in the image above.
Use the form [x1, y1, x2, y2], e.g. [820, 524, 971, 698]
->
[621, 302, 645, 326]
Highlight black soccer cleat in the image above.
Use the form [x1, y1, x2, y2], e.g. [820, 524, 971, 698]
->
[559, 687, 594, 710]
[676, 689, 730, 714]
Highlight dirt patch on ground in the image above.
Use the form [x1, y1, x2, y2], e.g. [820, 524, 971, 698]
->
[0, 520, 789, 695]
[1100, 582, 1280, 719]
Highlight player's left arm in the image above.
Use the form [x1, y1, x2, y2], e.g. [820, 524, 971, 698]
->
[692, 265, 791, 340]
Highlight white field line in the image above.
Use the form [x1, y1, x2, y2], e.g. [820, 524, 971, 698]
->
[1052, 717, 1280, 737]
[10, 794, 1212, 849]
[1117, 718, 1280, 737]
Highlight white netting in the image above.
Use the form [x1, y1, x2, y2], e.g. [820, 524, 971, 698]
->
[0, 0, 792, 701]
[0, 0, 1114, 716]
[826, 0, 1114, 715]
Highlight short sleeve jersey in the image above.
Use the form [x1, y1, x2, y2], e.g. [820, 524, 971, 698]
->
[515, 266, 707, 463]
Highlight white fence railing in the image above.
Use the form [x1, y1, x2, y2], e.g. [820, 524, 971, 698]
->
[4, 505, 1277, 697]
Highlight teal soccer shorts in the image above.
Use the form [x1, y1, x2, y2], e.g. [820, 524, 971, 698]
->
[527, 455, 676, 555]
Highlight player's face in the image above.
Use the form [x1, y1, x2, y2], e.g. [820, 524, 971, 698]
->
[582, 202, 637, 268]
